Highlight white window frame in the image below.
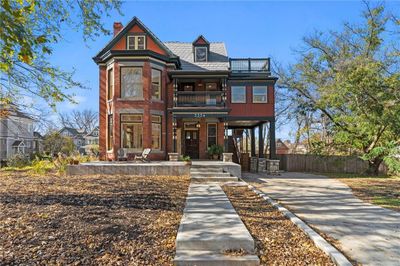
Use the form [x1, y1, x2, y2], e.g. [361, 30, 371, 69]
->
[127, 35, 146, 50]
[231, 86, 246, 103]
[194, 46, 208, 62]
[252, 86, 268, 103]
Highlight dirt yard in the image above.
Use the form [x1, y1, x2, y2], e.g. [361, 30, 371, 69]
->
[0, 171, 189, 265]
[223, 184, 334, 266]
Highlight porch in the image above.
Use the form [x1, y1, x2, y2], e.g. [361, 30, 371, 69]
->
[66, 160, 241, 177]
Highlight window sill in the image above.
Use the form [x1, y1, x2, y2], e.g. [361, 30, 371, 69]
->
[252, 101, 269, 104]
[117, 97, 144, 101]
[231, 102, 247, 104]
[151, 99, 164, 103]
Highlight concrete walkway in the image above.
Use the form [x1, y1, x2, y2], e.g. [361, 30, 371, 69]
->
[174, 183, 259, 265]
[243, 172, 400, 266]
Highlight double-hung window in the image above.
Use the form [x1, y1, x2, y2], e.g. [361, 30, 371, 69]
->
[120, 114, 143, 150]
[231, 86, 246, 103]
[207, 123, 217, 148]
[107, 68, 113, 101]
[121, 67, 143, 99]
[127, 35, 146, 50]
[151, 69, 161, 100]
[107, 114, 113, 150]
[151, 115, 162, 150]
[252, 86, 268, 103]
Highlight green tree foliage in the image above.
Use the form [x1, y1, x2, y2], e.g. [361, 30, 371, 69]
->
[277, 3, 400, 174]
[0, 0, 121, 109]
[43, 132, 75, 156]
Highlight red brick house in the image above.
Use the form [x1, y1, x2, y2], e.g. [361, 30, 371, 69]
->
[93, 17, 277, 161]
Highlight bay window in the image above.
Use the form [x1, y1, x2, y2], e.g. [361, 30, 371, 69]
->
[151, 115, 161, 150]
[121, 67, 143, 99]
[120, 114, 142, 150]
[107, 68, 113, 101]
[107, 114, 113, 150]
[151, 69, 161, 100]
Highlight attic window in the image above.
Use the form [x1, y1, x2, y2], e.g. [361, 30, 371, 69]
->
[127, 35, 146, 50]
[195, 47, 208, 62]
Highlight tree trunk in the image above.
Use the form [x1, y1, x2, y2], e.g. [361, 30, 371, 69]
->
[367, 158, 383, 175]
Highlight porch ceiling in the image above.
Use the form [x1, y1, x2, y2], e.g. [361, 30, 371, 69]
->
[227, 120, 263, 128]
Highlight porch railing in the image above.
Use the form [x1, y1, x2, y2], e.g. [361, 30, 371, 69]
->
[175, 91, 224, 107]
[229, 58, 270, 73]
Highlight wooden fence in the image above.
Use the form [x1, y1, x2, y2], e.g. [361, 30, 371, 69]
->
[277, 154, 387, 174]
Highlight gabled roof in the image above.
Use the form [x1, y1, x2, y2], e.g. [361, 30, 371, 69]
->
[12, 140, 24, 147]
[85, 126, 99, 138]
[192, 35, 210, 45]
[93, 17, 177, 62]
[164, 42, 229, 71]
[59, 127, 86, 137]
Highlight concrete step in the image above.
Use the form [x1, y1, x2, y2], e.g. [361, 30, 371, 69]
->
[190, 172, 231, 177]
[191, 165, 224, 170]
[176, 184, 254, 253]
[191, 176, 239, 182]
[174, 250, 259, 266]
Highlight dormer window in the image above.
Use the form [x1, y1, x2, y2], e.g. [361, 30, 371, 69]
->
[127, 35, 146, 50]
[195, 47, 208, 62]
[193, 35, 210, 62]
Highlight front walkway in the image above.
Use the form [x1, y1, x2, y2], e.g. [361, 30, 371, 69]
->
[243, 172, 400, 266]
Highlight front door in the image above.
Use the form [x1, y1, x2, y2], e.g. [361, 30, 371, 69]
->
[184, 130, 199, 159]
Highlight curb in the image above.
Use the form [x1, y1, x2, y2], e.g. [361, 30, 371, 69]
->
[242, 180, 353, 266]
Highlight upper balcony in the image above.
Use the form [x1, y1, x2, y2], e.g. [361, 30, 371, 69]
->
[229, 58, 270, 73]
[175, 91, 224, 107]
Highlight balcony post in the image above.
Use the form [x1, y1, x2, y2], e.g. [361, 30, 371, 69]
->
[258, 123, 264, 158]
[224, 121, 228, 152]
[173, 117, 177, 153]
[173, 79, 178, 107]
[222, 78, 227, 108]
[269, 120, 277, 159]
[250, 128, 256, 157]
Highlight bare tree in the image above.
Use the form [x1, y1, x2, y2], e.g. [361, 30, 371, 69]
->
[59, 109, 98, 133]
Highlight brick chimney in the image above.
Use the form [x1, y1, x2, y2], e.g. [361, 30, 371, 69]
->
[113, 22, 123, 36]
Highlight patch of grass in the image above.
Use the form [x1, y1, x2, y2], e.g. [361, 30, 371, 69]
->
[321, 173, 400, 212]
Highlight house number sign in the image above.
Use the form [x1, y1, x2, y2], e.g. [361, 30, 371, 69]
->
[194, 113, 206, 118]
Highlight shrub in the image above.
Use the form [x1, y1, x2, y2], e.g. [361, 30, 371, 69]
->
[31, 159, 54, 175]
[7, 154, 30, 168]
[207, 144, 223, 156]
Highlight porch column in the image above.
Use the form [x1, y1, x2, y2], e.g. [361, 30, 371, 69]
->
[173, 117, 177, 153]
[269, 120, 276, 159]
[250, 128, 256, 157]
[224, 121, 228, 152]
[258, 124, 264, 158]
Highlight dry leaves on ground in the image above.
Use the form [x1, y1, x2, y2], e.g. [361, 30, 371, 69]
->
[223, 185, 335, 266]
[0, 172, 189, 265]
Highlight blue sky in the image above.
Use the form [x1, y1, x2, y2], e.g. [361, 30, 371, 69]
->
[49, 0, 400, 139]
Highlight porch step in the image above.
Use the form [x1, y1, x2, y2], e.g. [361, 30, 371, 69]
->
[190, 167, 224, 173]
[190, 171, 231, 177]
[174, 250, 259, 266]
[174, 183, 259, 265]
[191, 176, 239, 182]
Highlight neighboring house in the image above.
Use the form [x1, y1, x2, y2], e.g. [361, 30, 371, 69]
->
[83, 126, 99, 154]
[59, 127, 86, 153]
[276, 139, 290, 155]
[284, 140, 309, 154]
[93, 17, 277, 160]
[0, 105, 39, 161]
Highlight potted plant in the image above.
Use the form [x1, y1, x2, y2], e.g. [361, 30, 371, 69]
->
[181, 155, 192, 165]
[207, 144, 223, 160]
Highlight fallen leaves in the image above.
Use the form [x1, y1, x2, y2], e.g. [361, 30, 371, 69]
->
[223, 185, 335, 266]
[0, 172, 190, 265]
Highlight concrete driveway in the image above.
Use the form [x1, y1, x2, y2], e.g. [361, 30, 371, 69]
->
[242, 172, 400, 266]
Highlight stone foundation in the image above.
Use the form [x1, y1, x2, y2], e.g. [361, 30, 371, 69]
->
[250, 157, 258, 173]
[258, 158, 267, 173]
[266, 159, 280, 174]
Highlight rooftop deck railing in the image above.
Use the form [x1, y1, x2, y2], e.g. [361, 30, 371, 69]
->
[229, 58, 270, 73]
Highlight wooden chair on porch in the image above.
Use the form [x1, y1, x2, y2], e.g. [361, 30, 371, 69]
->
[134, 148, 152, 162]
